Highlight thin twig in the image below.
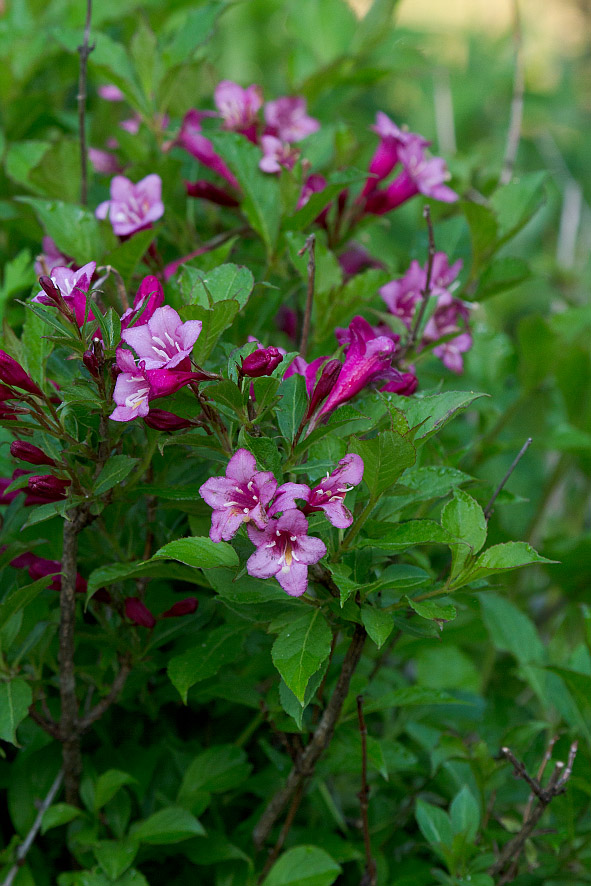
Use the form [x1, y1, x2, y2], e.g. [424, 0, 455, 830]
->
[77, 658, 131, 732]
[523, 735, 557, 822]
[298, 234, 316, 358]
[483, 437, 532, 520]
[1, 769, 63, 886]
[77, 0, 94, 205]
[400, 205, 436, 359]
[253, 625, 367, 850]
[28, 706, 61, 740]
[499, 0, 524, 186]
[357, 696, 377, 886]
[258, 782, 305, 883]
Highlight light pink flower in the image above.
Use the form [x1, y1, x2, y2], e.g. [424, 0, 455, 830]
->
[215, 80, 263, 135]
[272, 453, 364, 529]
[33, 262, 96, 327]
[199, 448, 278, 542]
[121, 306, 201, 370]
[95, 175, 164, 236]
[246, 510, 326, 597]
[259, 136, 300, 173]
[264, 97, 319, 143]
[98, 84, 125, 102]
[88, 148, 121, 175]
[110, 349, 151, 422]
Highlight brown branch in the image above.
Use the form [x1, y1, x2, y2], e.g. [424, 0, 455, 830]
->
[499, 0, 524, 186]
[253, 624, 367, 850]
[490, 741, 578, 882]
[258, 782, 305, 884]
[1, 769, 63, 886]
[483, 437, 532, 520]
[400, 205, 436, 360]
[298, 234, 316, 358]
[77, 658, 131, 732]
[357, 696, 377, 886]
[77, 0, 94, 205]
[28, 706, 61, 740]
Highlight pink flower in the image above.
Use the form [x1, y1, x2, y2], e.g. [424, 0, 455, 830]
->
[423, 291, 472, 374]
[95, 175, 164, 236]
[121, 306, 202, 370]
[246, 510, 326, 597]
[273, 453, 364, 529]
[33, 261, 97, 327]
[177, 110, 239, 189]
[264, 97, 319, 143]
[362, 112, 429, 197]
[284, 355, 329, 397]
[240, 347, 283, 377]
[259, 136, 300, 174]
[88, 148, 121, 175]
[338, 243, 385, 278]
[214, 80, 263, 137]
[34, 237, 72, 276]
[120, 276, 165, 331]
[199, 448, 278, 542]
[381, 371, 418, 395]
[98, 84, 125, 102]
[365, 136, 457, 214]
[379, 260, 425, 329]
[110, 349, 151, 422]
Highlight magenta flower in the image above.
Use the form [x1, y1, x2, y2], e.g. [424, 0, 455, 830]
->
[125, 597, 156, 628]
[338, 243, 385, 278]
[185, 180, 240, 207]
[95, 175, 164, 236]
[319, 317, 397, 417]
[214, 80, 263, 137]
[161, 597, 198, 618]
[143, 409, 194, 431]
[264, 97, 319, 143]
[11, 552, 87, 595]
[362, 112, 430, 197]
[177, 110, 239, 189]
[379, 260, 425, 329]
[110, 349, 151, 422]
[10, 441, 56, 467]
[430, 253, 464, 294]
[33, 261, 96, 327]
[423, 292, 472, 374]
[381, 371, 418, 396]
[240, 347, 283, 378]
[121, 306, 202, 370]
[0, 350, 43, 397]
[27, 474, 70, 501]
[88, 147, 121, 175]
[273, 454, 364, 529]
[246, 510, 326, 597]
[199, 448, 278, 542]
[98, 84, 125, 102]
[120, 275, 165, 331]
[259, 136, 300, 174]
[284, 355, 329, 397]
[365, 136, 457, 214]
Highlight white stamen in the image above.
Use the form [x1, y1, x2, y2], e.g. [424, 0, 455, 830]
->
[223, 501, 239, 507]
[243, 508, 249, 514]
[152, 346, 169, 360]
[266, 541, 276, 548]
[152, 336, 167, 348]
[252, 495, 258, 501]
[247, 480, 254, 490]
[290, 535, 297, 541]
[276, 530, 281, 536]
[165, 332, 176, 346]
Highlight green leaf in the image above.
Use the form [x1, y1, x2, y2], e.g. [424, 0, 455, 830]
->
[181, 263, 254, 309]
[283, 170, 363, 232]
[360, 687, 461, 716]
[102, 229, 155, 283]
[210, 131, 281, 254]
[93, 838, 139, 881]
[90, 31, 148, 114]
[130, 19, 160, 102]
[465, 541, 555, 584]
[360, 520, 456, 552]
[491, 171, 547, 242]
[168, 625, 244, 702]
[406, 597, 456, 625]
[86, 560, 206, 601]
[0, 576, 51, 632]
[41, 803, 83, 834]
[161, 3, 222, 67]
[18, 197, 103, 264]
[264, 845, 341, 886]
[130, 806, 205, 844]
[396, 391, 487, 443]
[450, 785, 480, 841]
[441, 488, 487, 577]
[277, 373, 308, 443]
[152, 537, 238, 569]
[205, 379, 245, 416]
[182, 300, 239, 364]
[93, 455, 138, 496]
[178, 745, 251, 803]
[361, 606, 394, 648]
[5, 140, 51, 193]
[272, 610, 332, 704]
[480, 593, 545, 665]
[238, 431, 282, 477]
[28, 139, 81, 202]
[416, 799, 453, 850]
[351, 428, 416, 499]
[477, 256, 530, 300]
[94, 770, 137, 812]
[0, 679, 32, 745]
[21, 303, 52, 386]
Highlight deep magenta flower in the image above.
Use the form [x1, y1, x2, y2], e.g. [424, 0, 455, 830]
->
[0, 351, 43, 397]
[362, 112, 430, 197]
[365, 136, 457, 214]
[284, 355, 329, 397]
[33, 261, 96, 327]
[381, 370, 418, 396]
[120, 276, 165, 331]
[177, 110, 239, 188]
[338, 243, 385, 278]
[161, 597, 198, 618]
[264, 96, 319, 143]
[200, 448, 277, 542]
[240, 347, 283, 378]
[11, 552, 87, 595]
[95, 175, 164, 236]
[273, 454, 364, 529]
[121, 306, 202, 370]
[125, 597, 156, 628]
[246, 510, 326, 597]
[27, 475, 70, 501]
[143, 409, 194, 431]
[185, 180, 240, 207]
[259, 136, 300, 174]
[10, 441, 56, 467]
[379, 260, 425, 329]
[215, 80, 263, 137]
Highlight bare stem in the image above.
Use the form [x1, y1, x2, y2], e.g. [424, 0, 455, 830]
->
[400, 205, 436, 359]
[298, 234, 316, 358]
[483, 436, 532, 520]
[77, 0, 94, 206]
[78, 657, 131, 732]
[258, 782, 305, 883]
[253, 625, 367, 850]
[499, 0, 524, 186]
[357, 696, 377, 886]
[1, 769, 63, 886]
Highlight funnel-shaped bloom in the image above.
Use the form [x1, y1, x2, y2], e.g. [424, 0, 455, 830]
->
[200, 448, 278, 542]
[259, 136, 300, 173]
[215, 80, 262, 137]
[379, 260, 425, 329]
[264, 96, 319, 143]
[246, 510, 326, 597]
[121, 276, 165, 331]
[177, 110, 239, 188]
[33, 261, 97, 327]
[273, 453, 364, 529]
[121, 306, 201, 370]
[96, 175, 164, 236]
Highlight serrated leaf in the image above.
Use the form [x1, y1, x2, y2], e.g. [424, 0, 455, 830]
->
[93, 455, 138, 496]
[361, 606, 394, 648]
[182, 300, 239, 363]
[0, 679, 32, 745]
[152, 537, 238, 569]
[272, 610, 332, 703]
[351, 428, 416, 499]
[18, 198, 103, 264]
[406, 597, 456, 625]
[360, 520, 456, 552]
[465, 541, 555, 585]
[168, 624, 244, 702]
[396, 391, 487, 443]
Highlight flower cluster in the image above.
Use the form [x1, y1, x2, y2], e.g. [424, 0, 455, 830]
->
[200, 449, 363, 596]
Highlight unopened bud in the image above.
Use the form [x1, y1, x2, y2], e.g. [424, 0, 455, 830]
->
[240, 347, 283, 378]
[185, 180, 239, 207]
[143, 409, 194, 431]
[307, 359, 342, 417]
[38, 276, 75, 321]
[27, 474, 70, 501]
[83, 350, 100, 378]
[161, 597, 198, 618]
[10, 441, 56, 467]
[124, 597, 156, 628]
[0, 351, 43, 397]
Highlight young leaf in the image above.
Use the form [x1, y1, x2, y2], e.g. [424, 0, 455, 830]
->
[0, 679, 32, 745]
[450, 785, 480, 842]
[93, 455, 138, 496]
[130, 806, 205, 844]
[264, 845, 341, 886]
[177, 745, 251, 801]
[272, 610, 332, 704]
[416, 799, 453, 850]
[361, 606, 394, 648]
[168, 625, 244, 702]
[152, 536, 238, 569]
[93, 770, 137, 812]
[406, 597, 457, 625]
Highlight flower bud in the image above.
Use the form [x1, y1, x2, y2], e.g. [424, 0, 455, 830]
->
[381, 371, 418, 396]
[161, 597, 198, 619]
[0, 384, 15, 401]
[240, 347, 283, 378]
[10, 441, 56, 467]
[0, 351, 43, 397]
[124, 596, 156, 628]
[143, 409, 194, 431]
[0, 404, 25, 421]
[27, 474, 71, 501]
[307, 359, 342, 418]
[185, 180, 239, 207]
[83, 350, 100, 378]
